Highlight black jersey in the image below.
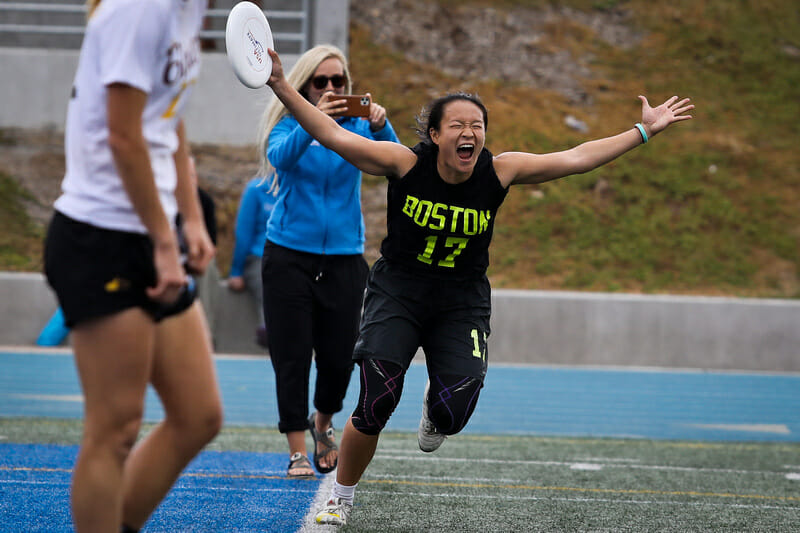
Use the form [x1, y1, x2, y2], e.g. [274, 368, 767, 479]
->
[380, 142, 509, 280]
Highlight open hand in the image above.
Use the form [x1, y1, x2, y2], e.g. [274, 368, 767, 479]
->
[639, 95, 694, 137]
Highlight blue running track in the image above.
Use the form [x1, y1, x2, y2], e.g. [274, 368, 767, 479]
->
[1, 348, 799, 532]
[2, 349, 798, 441]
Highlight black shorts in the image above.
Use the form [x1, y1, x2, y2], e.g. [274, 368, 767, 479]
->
[353, 257, 490, 379]
[43, 211, 196, 328]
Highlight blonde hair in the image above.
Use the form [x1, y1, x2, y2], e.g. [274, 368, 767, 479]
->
[257, 44, 352, 191]
[85, 0, 101, 19]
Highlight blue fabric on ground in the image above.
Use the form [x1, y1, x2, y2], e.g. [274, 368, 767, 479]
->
[36, 308, 70, 346]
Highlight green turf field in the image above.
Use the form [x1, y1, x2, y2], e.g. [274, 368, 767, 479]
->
[3, 418, 798, 532]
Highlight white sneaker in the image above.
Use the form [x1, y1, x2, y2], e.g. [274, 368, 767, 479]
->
[418, 380, 446, 452]
[315, 497, 352, 526]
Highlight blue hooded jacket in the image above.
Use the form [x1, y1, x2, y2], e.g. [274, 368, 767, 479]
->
[266, 114, 399, 255]
[229, 176, 276, 277]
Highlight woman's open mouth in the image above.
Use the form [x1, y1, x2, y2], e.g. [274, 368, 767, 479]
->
[457, 143, 474, 161]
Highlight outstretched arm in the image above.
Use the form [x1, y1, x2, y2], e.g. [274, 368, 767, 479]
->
[495, 95, 694, 187]
[265, 49, 415, 178]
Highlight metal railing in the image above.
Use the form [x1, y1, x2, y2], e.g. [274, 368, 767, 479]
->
[0, 1, 310, 53]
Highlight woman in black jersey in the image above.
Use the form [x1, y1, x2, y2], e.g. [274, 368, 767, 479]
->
[264, 48, 693, 526]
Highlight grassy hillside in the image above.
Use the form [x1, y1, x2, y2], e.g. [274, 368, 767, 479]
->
[0, 170, 43, 270]
[1, 0, 797, 298]
[348, 0, 799, 297]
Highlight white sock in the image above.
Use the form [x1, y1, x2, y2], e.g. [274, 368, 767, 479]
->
[331, 480, 357, 503]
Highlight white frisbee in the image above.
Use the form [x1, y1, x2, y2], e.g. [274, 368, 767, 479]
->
[225, 1, 274, 89]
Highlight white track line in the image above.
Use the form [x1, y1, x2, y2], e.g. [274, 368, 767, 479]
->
[5, 479, 796, 512]
[356, 488, 800, 512]
[371, 453, 791, 477]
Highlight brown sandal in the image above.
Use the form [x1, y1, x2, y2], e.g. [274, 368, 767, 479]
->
[308, 412, 338, 473]
[287, 452, 315, 479]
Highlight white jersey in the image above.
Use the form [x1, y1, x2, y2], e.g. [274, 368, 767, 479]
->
[55, 0, 206, 233]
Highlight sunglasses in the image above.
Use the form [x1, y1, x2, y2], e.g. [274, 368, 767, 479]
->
[310, 74, 347, 90]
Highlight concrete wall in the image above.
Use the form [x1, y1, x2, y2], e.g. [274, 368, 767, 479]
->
[0, 272, 60, 348]
[0, 47, 291, 146]
[3, 271, 799, 372]
[0, 271, 269, 355]
[489, 290, 800, 372]
[0, 0, 349, 145]
[310, 0, 350, 57]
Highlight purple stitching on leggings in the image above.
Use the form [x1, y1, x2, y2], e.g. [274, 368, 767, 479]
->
[430, 375, 480, 434]
[353, 360, 403, 432]
[369, 360, 403, 427]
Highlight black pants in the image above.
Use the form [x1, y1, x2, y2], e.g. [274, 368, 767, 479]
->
[262, 242, 368, 433]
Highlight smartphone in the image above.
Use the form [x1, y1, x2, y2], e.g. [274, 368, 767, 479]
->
[335, 94, 372, 117]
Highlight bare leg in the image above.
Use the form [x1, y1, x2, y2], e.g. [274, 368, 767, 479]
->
[286, 430, 314, 476]
[335, 418, 379, 486]
[70, 309, 155, 533]
[287, 429, 308, 457]
[120, 303, 223, 528]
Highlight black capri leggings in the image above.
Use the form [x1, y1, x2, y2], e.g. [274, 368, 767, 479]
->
[351, 359, 483, 436]
[262, 242, 368, 433]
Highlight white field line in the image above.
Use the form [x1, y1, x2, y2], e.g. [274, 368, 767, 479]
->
[371, 452, 791, 477]
[575, 456, 642, 463]
[299, 472, 337, 533]
[0, 346, 72, 356]
[686, 423, 791, 435]
[173, 484, 317, 495]
[357, 488, 800, 512]
[8, 452, 791, 480]
[0, 479, 70, 486]
[0, 478, 320, 495]
[6, 393, 83, 402]
[6, 479, 796, 514]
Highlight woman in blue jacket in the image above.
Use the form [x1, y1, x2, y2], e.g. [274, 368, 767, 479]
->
[257, 44, 400, 478]
[227, 176, 275, 347]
